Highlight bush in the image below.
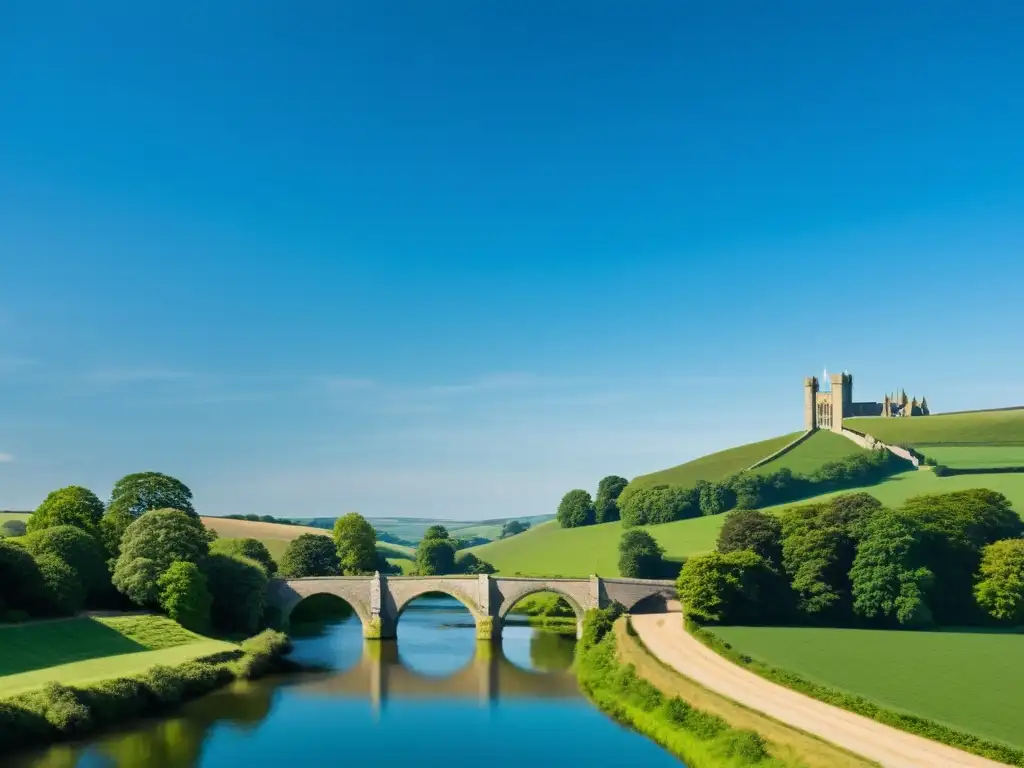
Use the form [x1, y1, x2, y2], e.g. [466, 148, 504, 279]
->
[716, 729, 769, 763]
[619, 485, 699, 527]
[201, 554, 268, 636]
[279, 534, 340, 578]
[27, 486, 106, 535]
[697, 480, 736, 517]
[209, 538, 277, 576]
[158, 560, 213, 632]
[557, 489, 596, 528]
[455, 551, 496, 575]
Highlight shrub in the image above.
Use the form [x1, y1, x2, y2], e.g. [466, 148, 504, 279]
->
[39, 683, 91, 734]
[557, 489, 596, 528]
[209, 538, 277, 576]
[619, 485, 699, 527]
[716, 729, 769, 763]
[279, 534, 340, 578]
[201, 554, 268, 635]
[455, 551, 496, 574]
[697, 480, 736, 517]
[27, 486, 105, 535]
[158, 560, 212, 632]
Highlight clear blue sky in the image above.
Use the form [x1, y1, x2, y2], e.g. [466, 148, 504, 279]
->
[2, 2, 1023, 519]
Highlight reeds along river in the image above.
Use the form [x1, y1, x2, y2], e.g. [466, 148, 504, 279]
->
[10, 596, 684, 767]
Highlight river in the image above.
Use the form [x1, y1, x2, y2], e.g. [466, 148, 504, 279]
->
[11, 596, 682, 767]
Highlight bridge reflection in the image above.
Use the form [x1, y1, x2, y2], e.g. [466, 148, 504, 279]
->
[289, 635, 581, 714]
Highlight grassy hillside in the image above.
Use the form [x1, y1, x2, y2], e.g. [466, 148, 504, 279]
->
[846, 408, 1024, 446]
[0, 615, 235, 697]
[0, 511, 30, 524]
[920, 446, 1024, 469]
[753, 430, 867, 475]
[626, 432, 804, 492]
[711, 625, 1024, 751]
[294, 514, 554, 543]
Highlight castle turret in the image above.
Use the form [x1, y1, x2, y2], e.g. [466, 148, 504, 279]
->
[829, 372, 846, 433]
[804, 377, 818, 431]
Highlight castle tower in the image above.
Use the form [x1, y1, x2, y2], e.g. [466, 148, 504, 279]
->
[803, 376, 818, 431]
[829, 373, 847, 433]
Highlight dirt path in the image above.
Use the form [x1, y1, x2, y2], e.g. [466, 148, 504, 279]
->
[630, 614, 1004, 768]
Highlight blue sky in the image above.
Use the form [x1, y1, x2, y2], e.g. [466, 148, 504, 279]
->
[2, 2, 1023, 519]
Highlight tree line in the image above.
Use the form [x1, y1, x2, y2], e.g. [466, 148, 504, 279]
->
[677, 488, 1024, 629]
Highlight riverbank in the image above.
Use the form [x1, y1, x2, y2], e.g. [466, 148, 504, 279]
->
[0, 629, 294, 755]
[631, 613, 1006, 768]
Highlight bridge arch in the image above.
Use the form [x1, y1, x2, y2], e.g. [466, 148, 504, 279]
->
[496, 586, 586, 623]
[267, 577, 374, 635]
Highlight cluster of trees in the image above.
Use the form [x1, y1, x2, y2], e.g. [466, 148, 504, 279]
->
[499, 520, 531, 538]
[224, 513, 299, 526]
[276, 512, 395, 578]
[556, 475, 629, 528]
[0, 518, 27, 538]
[617, 449, 906, 528]
[412, 525, 496, 575]
[677, 489, 1024, 629]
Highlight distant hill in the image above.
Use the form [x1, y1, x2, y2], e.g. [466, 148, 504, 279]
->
[292, 514, 554, 544]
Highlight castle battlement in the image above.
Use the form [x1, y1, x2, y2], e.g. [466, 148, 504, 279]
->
[803, 371, 929, 432]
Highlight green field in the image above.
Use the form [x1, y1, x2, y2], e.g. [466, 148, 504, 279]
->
[626, 432, 803, 493]
[710, 625, 1024, 751]
[0, 511, 31, 522]
[753, 430, 867, 475]
[293, 514, 555, 544]
[847, 408, 1024, 446]
[0, 615, 235, 697]
[915, 445, 1024, 469]
[469, 516, 725, 576]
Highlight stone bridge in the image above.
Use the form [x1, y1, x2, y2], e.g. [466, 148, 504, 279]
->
[266, 574, 679, 639]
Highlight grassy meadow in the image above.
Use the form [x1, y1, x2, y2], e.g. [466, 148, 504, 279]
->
[625, 431, 803, 493]
[710, 625, 1024, 751]
[0, 615, 235, 697]
[847, 408, 1024, 446]
[916, 445, 1024, 469]
[0, 511, 31, 523]
[753, 430, 866, 475]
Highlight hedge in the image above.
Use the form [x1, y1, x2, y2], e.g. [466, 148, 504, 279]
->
[0, 630, 293, 754]
[686, 620, 1024, 767]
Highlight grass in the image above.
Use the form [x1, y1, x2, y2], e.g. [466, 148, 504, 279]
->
[709, 625, 1024, 752]
[0, 615, 236, 697]
[616, 620, 872, 768]
[469, 516, 725, 576]
[626, 432, 803, 493]
[0, 511, 31, 523]
[753, 430, 867, 476]
[846, 408, 1024, 446]
[292, 514, 555, 544]
[915, 445, 1024, 469]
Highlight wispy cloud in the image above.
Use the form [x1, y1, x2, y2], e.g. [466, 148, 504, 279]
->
[0, 453, 14, 463]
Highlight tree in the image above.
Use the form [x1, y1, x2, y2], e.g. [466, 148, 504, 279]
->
[974, 539, 1024, 623]
[200, 554, 267, 635]
[849, 510, 933, 627]
[556, 490, 595, 528]
[595, 476, 629, 523]
[455, 551, 497, 575]
[22, 526, 110, 601]
[158, 560, 212, 632]
[0, 540, 47, 614]
[697, 481, 736, 517]
[422, 525, 450, 541]
[209, 538, 277, 576]
[278, 534, 340, 578]
[35, 553, 87, 615]
[27, 486, 105, 535]
[0, 520, 27, 538]
[618, 485, 699, 527]
[676, 550, 777, 624]
[103, 471, 199, 556]
[500, 520, 530, 539]
[416, 536, 457, 575]
[717, 509, 783, 567]
[333, 513, 377, 575]
[618, 530, 665, 578]
[112, 509, 210, 607]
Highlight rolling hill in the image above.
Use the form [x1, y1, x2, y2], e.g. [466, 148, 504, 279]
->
[752, 429, 867, 476]
[294, 514, 554, 544]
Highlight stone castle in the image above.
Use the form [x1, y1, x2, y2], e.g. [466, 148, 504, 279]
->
[804, 372, 929, 432]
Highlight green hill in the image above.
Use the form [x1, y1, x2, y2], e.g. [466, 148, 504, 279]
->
[752, 430, 867, 475]
[847, 408, 1024, 446]
[626, 431, 803, 493]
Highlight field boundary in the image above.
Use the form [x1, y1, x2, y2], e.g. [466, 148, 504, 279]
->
[840, 428, 921, 467]
[686, 621, 1024, 767]
[746, 430, 816, 471]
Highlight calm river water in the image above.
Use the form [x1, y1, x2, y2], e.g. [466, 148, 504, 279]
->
[11, 597, 682, 767]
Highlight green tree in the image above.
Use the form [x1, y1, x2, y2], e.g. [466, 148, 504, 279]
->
[974, 538, 1024, 623]
[557, 489, 595, 528]
[500, 520, 530, 538]
[209, 538, 277, 576]
[618, 529, 665, 578]
[716, 509, 783, 567]
[416, 536, 457, 575]
[676, 550, 776, 624]
[697, 480, 736, 517]
[22, 526, 110, 601]
[849, 510, 933, 627]
[422, 525, 450, 541]
[0, 540, 47, 614]
[27, 486, 105, 535]
[455, 551, 497, 574]
[158, 560, 212, 632]
[35, 553, 87, 615]
[112, 509, 210, 607]
[278, 534, 340, 578]
[200, 554, 267, 635]
[618, 484, 699, 527]
[102, 471, 199, 556]
[0, 520, 26, 538]
[595, 476, 629, 523]
[333, 513, 377, 575]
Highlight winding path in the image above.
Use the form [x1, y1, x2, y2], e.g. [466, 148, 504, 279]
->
[630, 614, 1003, 768]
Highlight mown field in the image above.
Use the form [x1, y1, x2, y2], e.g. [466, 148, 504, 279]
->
[0, 615, 235, 697]
[752, 430, 866, 476]
[846, 408, 1024, 446]
[625, 431, 804, 494]
[710, 625, 1024, 751]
